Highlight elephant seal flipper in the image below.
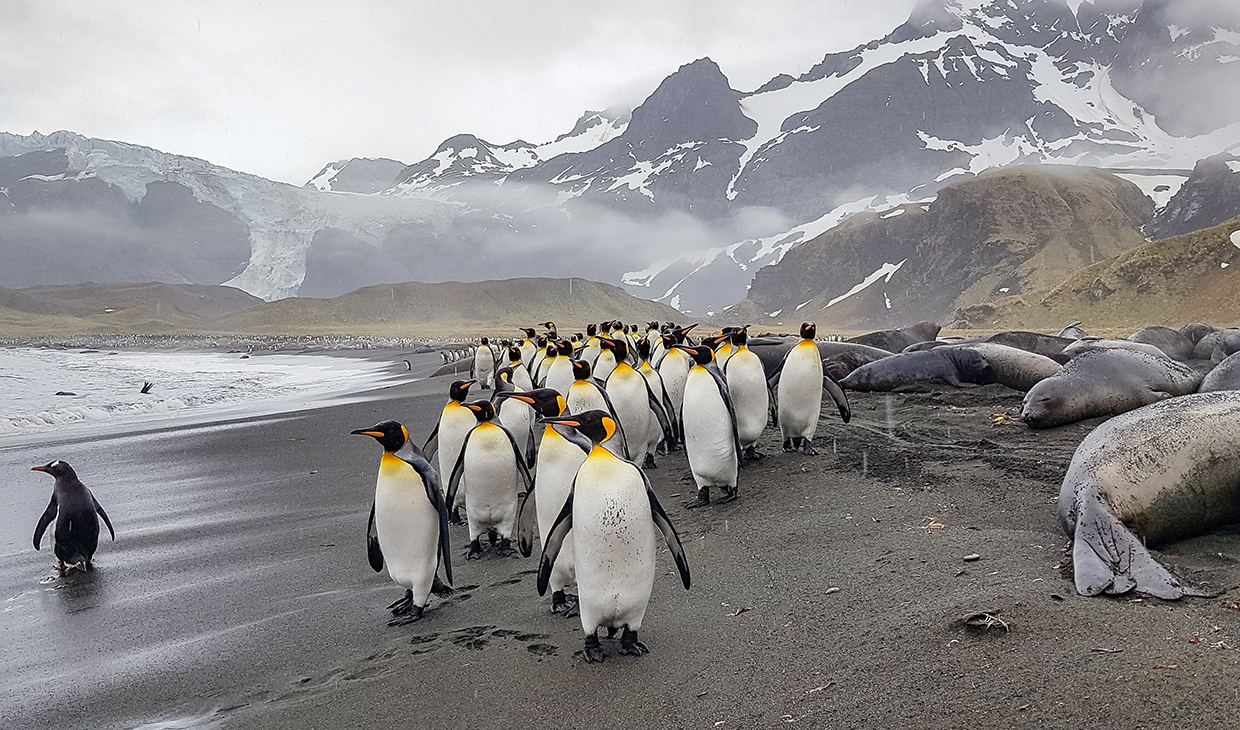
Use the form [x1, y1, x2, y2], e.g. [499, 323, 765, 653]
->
[1069, 497, 1194, 599]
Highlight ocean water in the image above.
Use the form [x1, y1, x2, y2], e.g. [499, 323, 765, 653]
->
[0, 347, 405, 435]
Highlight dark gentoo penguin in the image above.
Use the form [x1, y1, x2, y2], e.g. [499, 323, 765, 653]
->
[535, 410, 690, 662]
[352, 420, 453, 625]
[32, 460, 115, 573]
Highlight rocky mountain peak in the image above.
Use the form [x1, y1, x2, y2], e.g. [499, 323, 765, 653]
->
[622, 57, 755, 161]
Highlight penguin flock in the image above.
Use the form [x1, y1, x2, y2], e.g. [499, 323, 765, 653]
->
[355, 320, 850, 662]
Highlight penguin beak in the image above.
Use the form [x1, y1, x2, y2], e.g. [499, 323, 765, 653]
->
[31, 465, 47, 472]
[537, 416, 581, 427]
[350, 429, 384, 438]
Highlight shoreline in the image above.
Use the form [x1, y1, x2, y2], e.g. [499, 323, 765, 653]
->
[0, 373, 1237, 729]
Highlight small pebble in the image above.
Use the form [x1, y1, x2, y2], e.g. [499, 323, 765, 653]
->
[824, 586, 840, 594]
[963, 553, 981, 562]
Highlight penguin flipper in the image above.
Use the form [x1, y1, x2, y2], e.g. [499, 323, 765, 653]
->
[366, 501, 384, 573]
[596, 387, 632, 460]
[422, 422, 441, 460]
[409, 451, 453, 586]
[708, 365, 746, 470]
[445, 429, 473, 514]
[823, 373, 851, 424]
[644, 381, 673, 444]
[33, 495, 57, 550]
[516, 486, 537, 558]
[92, 495, 116, 541]
[536, 492, 575, 597]
[643, 475, 691, 590]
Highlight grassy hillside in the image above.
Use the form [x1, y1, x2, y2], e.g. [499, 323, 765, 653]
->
[954, 215, 1240, 331]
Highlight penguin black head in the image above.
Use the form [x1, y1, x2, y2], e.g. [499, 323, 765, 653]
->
[600, 337, 629, 363]
[496, 387, 566, 418]
[571, 359, 593, 381]
[647, 321, 659, 332]
[495, 367, 516, 390]
[801, 323, 816, 340]
[449, 380, 475, 402]
[351, 420, 409, 452]
[730, 327, 749, 347]
[480, 337, 490, 346]
[464, 400, 498, 422]
[636, 338, 652, 361]
[661, 334, 677, 350]
[673, 324, 698, 343]
[539, 409, 617, 446]
[31, 460, 75, 479]
[520, 327, 536, 339]
[587, 323, 597, 336]
[557, 340, 575, 356]
[702, 334, 730, 351]
[677, 344, 714, 365]
[507, 346, 522, 363]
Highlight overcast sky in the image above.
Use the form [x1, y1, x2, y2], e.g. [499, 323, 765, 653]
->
[0, 0, 919, 186]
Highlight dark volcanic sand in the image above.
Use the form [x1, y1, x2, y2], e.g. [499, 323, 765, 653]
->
[2, 356, 1238, 730]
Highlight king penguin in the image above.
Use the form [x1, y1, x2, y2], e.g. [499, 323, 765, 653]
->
[352, 421, 454, 625]
[535, 410, 690, 662]
[422, 379, 476, 523]
[543, 340, 577, 397]
[603, 338, 671, 469]
[500, 388, 589, 616]
[505, 346, 535, 392]
[518, 328, 538, 369]
[723, 327, 770, 460]
[31, 460, 115, 573]
[678, 344, 744, 507]
[770, 322, 851, 455]
[473, 337, 498, 390]
[494, 367, 536, 467]
[447, 400, 533, 559]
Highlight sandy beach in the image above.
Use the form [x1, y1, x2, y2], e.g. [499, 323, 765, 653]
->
[2, 350, 1238, 730]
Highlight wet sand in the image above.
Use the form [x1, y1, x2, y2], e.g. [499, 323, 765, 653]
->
[2, 354, 1238, 730]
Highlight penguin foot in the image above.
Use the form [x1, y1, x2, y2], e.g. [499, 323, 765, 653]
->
[583, 634, 606, 663]
[466, 540, 484, 561]
[431, 577, 454, 598]
[449, 508, 464, 526]
[387, 604, 425, 626]
[684, 488, 710, 509]
[743, 446, 764, 461]
[800, 438, 817, 456]
[619, 628, 649, 657]
[715, 487, 738, 504]
[551, 590, 580, 617]
[642, 454, 658, 469]
[495, 538, 516, 558]
[387, 589, 414, 613]
[782, 438, 796, 453]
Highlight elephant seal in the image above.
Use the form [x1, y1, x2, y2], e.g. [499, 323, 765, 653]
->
[845, 322, 941, 353]
[750, 340, 891, 380]
[1058, 321, 1089, 339]
[1058, 391, 1240, 598]
[984, 331, 1074, 360]
[1180, 322, 1217, 345]
[1193, 328, 1240, 362]
[1200, 351, 1240, 392]
[1128, 326, 1196, 361]
[901, 337, 985, 353]
[840, 343, 1058, 392]
[1021, 349, 1203, 428]
[839, 347, 990, 392]
[1062, 338, 1169, 359]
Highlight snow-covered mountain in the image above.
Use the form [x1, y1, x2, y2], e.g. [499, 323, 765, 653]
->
[3, 0, 1240, 316]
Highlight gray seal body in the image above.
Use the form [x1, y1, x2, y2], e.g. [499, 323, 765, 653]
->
[1058, 392, 1240, 598]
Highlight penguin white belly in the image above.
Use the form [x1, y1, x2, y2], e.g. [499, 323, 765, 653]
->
[437, 406, 475, 501]
[594, 352, 617, 382]
[571, 455, 657, 634]
[682, 369, 738, 488]
[726, 351, 770, 448]
[374, 457, 439, 602]
[535, 429, 588, 591]
[778, 343, 824, 439]
[512, 365, 535, 392]
[544, 358, 575, 398]
[462, 424, 520, 541]
[567, 382, 609, 415]
[605, 370, 650, 462]
[659, 354, 690, 417]
[498, 398, 532, 462]
[474, 349, 495, 387]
